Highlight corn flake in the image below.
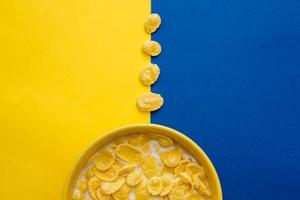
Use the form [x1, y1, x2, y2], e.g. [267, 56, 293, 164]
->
[96, 188, 112, 200]
[178, 172, 193, 186]
[112, 183, 131, 200]
[142, 156, 160, 178]
[140, 63, 160, 86]
[100, 176, 126, 195]
[94, 166, 118, 182]
[142, 40, 161, 57]
[88, 177, 101, 199]
[112, 160, 124, 171]
[136, 180, 153, 200]
[197, 179, 211, 198]
[174, 160, 191, 175]
[95, 148, 115, 171]
[115, 144, 144, 164]
[137, 92, 164, 112]
[144, 13, 161, 34]
[127, 171, 142, 186]
[160, 149, 182, 168]
[147, 176, 163, 196]
[168, 179, 191, 200]
[118, 165, 136, 175]
[185, 164, 205, 179]
[160, 175, 173, 196]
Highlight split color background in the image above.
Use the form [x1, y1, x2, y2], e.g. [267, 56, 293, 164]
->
[0, 0, 299, 200]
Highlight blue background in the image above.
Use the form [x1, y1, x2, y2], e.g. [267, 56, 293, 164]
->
[151, 0, 300, 199]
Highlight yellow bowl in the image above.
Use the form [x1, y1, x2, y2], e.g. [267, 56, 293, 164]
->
[63, 124, 223, 200]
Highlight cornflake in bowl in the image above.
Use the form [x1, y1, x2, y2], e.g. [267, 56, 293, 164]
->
[64, 124, 222, 200]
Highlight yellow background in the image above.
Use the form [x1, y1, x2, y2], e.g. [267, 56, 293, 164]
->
[0, 0, 150, 199]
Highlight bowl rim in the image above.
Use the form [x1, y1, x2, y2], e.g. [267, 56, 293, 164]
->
[63, 123, 223, 200]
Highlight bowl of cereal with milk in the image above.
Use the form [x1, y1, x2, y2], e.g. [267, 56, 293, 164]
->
[63, 124, 222, 200]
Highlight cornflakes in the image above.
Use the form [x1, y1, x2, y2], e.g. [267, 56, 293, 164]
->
[139, 63, 160, 86]
[115, 144, 144, 164]
[136, 180, 153, 200]
[73, 133, 212, 200]
[118, 165, 136, 175]
[142, 156, 160, 178]
[127, 171, 142, 186]
[185, 164, 205, 179]
[137, 92, 164, 112]
[142, 40, 161, 56]
[197, 179, 211, 198]
[168, 179, 191, 200]
[88, 177, 101, 199]
[178, 172, 193, 186]
[147, 176, 162, 196]
[112, 160, 124, 171]
[94, 148, 115, 171]
[174, 160, 191, 175]
[160, 175, 173, 196]
[100, 177, 126, 195]
[94, 166, 118, 182]
[112, 183, 131, 200]
[160, 149, 182, 168]
[96, 188, 112, 200]
[144, 13, 161, 33]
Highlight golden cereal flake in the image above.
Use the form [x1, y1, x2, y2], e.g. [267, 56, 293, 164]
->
[140, 63, 160, 86]
[174, 160, 191, 175]
[94, 166, 118, 182]
[115, 144, 144, 164]
[142, 40, 161, 56]
[73, 190, 82, 200]
[136, 180, 153, 200]
[94, 148, 115, 171]
[197, 179, 211, 198]
[128, 134, 149, 146]
[88, 177, 101, 199]
[100, 176, 126, 195]
[127, 171, 142, 186]
[140, 142, 151, 154]
[147, 176, 163, 196]
[142, 156, 160, 178]
[85, 168, 95, 180]
[185, 164, 205, 179]
[137, 92, 164, 112]
[144, 13, 161, 33]
[118, 165, 136, 175]
[160, 166, 175, 175]
[77, 179, 88, 192]
[168, 179, 191, 200]
[192, 174, 200, 190]
[150, 134, 173, 147]
[178, 172, 193, 186]
[96, 188, 112, 200]
[157, 136, 173, 147]
[112, 160, 124, 171]
[112, 183, 131, 200]
[160, 175, 173, 196]
[160, 149, 182, 168]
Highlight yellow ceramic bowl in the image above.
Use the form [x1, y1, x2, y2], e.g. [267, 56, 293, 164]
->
[63, 124, 223, 200]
